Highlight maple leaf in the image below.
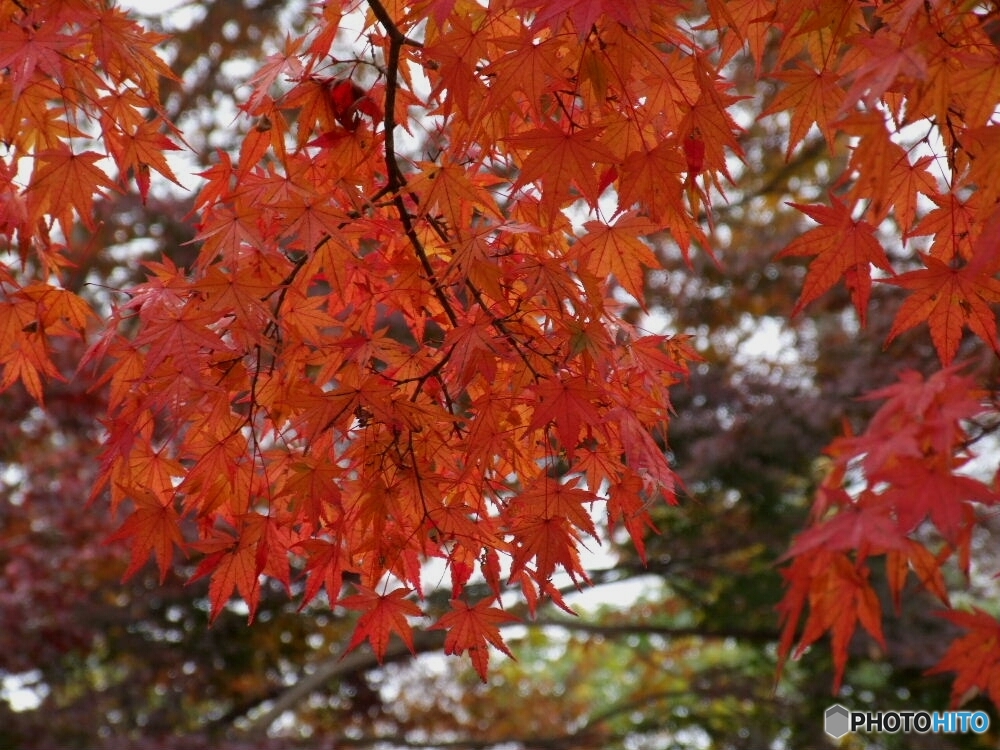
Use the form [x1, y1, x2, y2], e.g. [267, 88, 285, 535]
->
[609, 406, 677, 500]
[506, 125, 616, 220]
[572, 212, 661, 302]
[107, 486, 186, 583]
[527, 374, 606, 454]
[0, 15, 72, 98]
[509, 513, 591, 583]
[777, 550, 885, 692]
[885, 252, 1000, 365]
[192, 516, 294, 623]
[615, 141, 707, 259]
[615, 141, 685, 221]
[964, 126, 1000, 208]
[190, 531, 262, 623]
[783, 494, 909, 560]
[885, 540, 950, 613]
[27, 148, 119, 232]
[840, 31, 928, 113]
[482, 30, 567, 119]
[886, 153, 938, 234]
[104, 118, 183, 202]
[297, 539, 351, 608]
[340, 585, 423, 662]
[763, 64, 845, 154]
[421, 14, 490, 118]
[605, 474, 656, 562]
[244, 34, 305, 112]
[704, 0, 774, 69]
[928, 609, 1000, 708]
[131, 293, 231, 377]
[0, 283, 92, 402]
[432, 598, 519, 681]
[879, 458, 999, 543]
[778, 196, 894, 322]
[513, 0, 606, 36]
[0, 340, 58, 402]
[87, 5, 176, 96]
[406, 159, 505, 230]
[908, 192, 981, 262]
[441, 313, 504, 388]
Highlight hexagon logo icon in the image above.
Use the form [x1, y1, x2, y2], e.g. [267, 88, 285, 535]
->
[825, 704, 851, 739]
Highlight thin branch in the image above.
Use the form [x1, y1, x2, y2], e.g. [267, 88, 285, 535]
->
[230, 629, 447, 740]
[366, 0, 423, 47]
[370, 0, 460, 328]
[291, 684, 794, 749]
[527, 617, 780, 644]
[230, 593, 780, 739]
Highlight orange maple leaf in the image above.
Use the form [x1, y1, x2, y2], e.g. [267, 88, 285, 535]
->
[432, 598, 519, 681]
[507, 125, 616, 220]
[928, 609, 1000, 708]
[908, 192, 981, 262]
[88, 5, 177, 96]
[572, 212, 661, 302]
[341, 585, 423, 662]
[0, 283, 93, 402]
[778, 196, 894, 322]
[27, 148, 119, 232]
[704, 0, 775, 69]
[190, 528, 262, 623]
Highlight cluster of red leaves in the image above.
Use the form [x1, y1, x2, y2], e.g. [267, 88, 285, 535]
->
[778, 367, 998, 693]
[769, 2, 1000, 364]
[744, 0, 1000, 701]
[82, 0, 719, 679]
[2, 0, 1000, 694]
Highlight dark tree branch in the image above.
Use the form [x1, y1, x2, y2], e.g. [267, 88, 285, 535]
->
[528, 617, 780, 643]
[230, 629, 447, 739]
[230, 585, 781, 739]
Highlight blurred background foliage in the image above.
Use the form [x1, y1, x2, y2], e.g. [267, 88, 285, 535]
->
[1, 0, 997, 748]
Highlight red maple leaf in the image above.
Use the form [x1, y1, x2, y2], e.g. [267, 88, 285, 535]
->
[783, 492, 909, 559]
[886, 252, 1000, 365]
[777, 550, 885, 692]
[431, 598, 519, 681]
[527, 374, 606, 454]
[879, 458, 999, 542]
[762, 64, 845, 153]
[885, 540, 950, 612]
[106, 486, 186, 583]
[340, 585, 423, 662]
[778, 196, 895, 322]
